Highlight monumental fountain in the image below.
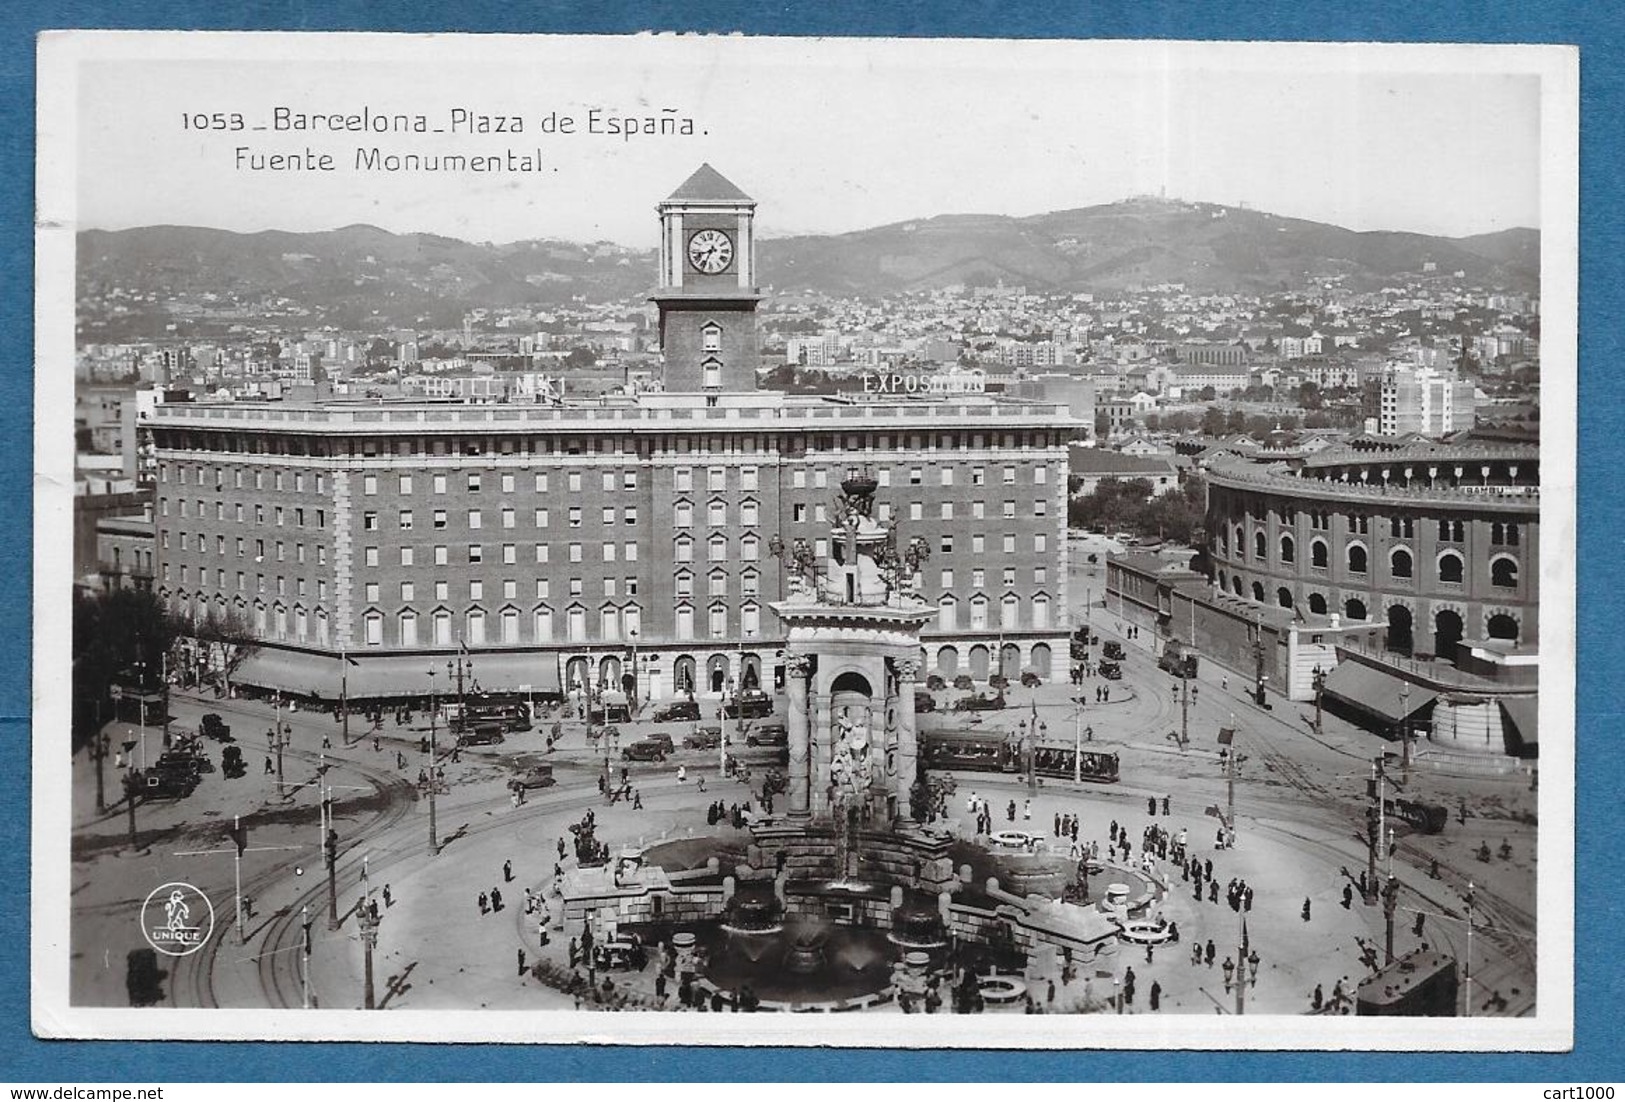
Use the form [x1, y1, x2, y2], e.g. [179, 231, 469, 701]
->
[558, 470, 1123, 1010]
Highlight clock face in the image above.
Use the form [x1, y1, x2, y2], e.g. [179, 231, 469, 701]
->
[687, 229, 734, 275]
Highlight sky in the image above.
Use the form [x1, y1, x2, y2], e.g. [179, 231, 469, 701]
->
[63, 35, 1552, 246]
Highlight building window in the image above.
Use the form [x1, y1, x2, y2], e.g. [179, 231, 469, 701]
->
[534, 607, 554, 642]
[675, 502, 693, 528]
[1280, 535, 1295, 563]
[469, 544, 484, 564]
[433, 474, 447, 494]
[1491, 556, 1519, 588]
[1310, 539, 1328, 569]
[940, 503, 954, 521]
[741, 535, 759, 561]
[709, 605, 727, 638]
[1438, 519, 1465, 542]
[742, 603, 760, 636]
[702, 323, 722, 353]
[675, 468, 692, 492]
[709, 500, 727, 527]
[1391, 548, 1413, 579]
[1001, 594, 1020, 629]
[675, 536, 693, 564]
[363, 512, 378, 531]
[364, 547, 379, 568]
[1438, 551, 1465, 584]
[363, 475, 377, 496]
[969, 597, 988, 630]
[1347, 544, 1368, 574]
[1032, 594, 1050, 630]
[703, 359, 722, 389]
[399, 473, 413, 494]
[364, 611, 383, 646]
[938, 596, 957, 632]
[676, 572, 693, 598]
[398, 610, 418, 647]
[1034, 534, 1047, 553]
[676, 604, 694, 640]
[741, 501, 758, 527]
[568, 543, 582, 563]
[941, 535, 954, 554]
[602, 542, 616, 563]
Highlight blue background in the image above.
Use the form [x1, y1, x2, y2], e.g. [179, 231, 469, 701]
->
[6, 0, 1616, 1083]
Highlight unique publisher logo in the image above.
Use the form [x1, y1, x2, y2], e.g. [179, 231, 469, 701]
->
[140, 881, 215, 956]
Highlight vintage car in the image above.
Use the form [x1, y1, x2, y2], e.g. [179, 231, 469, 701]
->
[1102, 641, 1126, 661]
[220, 745, 246, 778]
[722, 690, 774, 720]
[953, 692, 1007, 712]
[644, 732, 676, 755]
[683, 725, 723, 750]
[1020, 672, 1043, 688]
[652, 699, 702, 723]
[746, 723, 789, 748]
[1098, 661, 1123, 680]
[199, 713, 233, 742]
[621, 739, 667, 763]
[455, 724, 506, 747]
[510, 764, 556, 791]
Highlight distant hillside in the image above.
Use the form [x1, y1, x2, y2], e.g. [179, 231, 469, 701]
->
[77, 198, 1538, 334]
[759, 198, 1540, 296]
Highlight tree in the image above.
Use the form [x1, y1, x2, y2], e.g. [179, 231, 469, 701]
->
[188, 605, 260, 699]
[72, 588, 181, 748]
[1093, 409, 1110, 439]
[1200, 407, 1228, 437]
[1296, 381, 1324, 410]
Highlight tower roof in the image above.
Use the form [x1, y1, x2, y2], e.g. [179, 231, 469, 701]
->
[664, 163, 754, 204]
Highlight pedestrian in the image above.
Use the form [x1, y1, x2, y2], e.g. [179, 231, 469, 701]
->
[517, 948, 528, 977]
[1007, 800, 1016, 822]
[697, 775, 706, 792]
[1312, 984, 1324, 1011]
[1023, 799, 1031, 821]
[677, 765, 687, 784]
[1204, 940, 1215, 967]
[1204, 858, 1213, 880]
[1161, 795, 1171, 816]
[1244, 886, 1253, 912]
[383, 884, 392, 908]
[1054, 813, 1061, 837]
[322, 732, 332, 750]
[1222, 675, 1229, 692]
[1302, 897, 1312, 922]
[1208, 880, 1218, 904]
[568, 938, 579, 969]
[1145, 942, 1153, 965]
[479, 891, 489, 914]
[504, 859, 513, 883]
[558, 838, 567, 861]
[633, 790, 643, 810]
[1149, 981, 1161, 1012]
[1342, 884, 1353, 909]
[1110, 819, 1118, 842]
[373, 735, 380, 753]
[1191, 943, 1203, 966]
[263, 755, 274, 775]
[1147, 796, 1157, 817]
[491, 887, 503, 912]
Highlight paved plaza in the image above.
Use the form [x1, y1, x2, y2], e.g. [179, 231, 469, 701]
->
[68, 563, 1536, 1016]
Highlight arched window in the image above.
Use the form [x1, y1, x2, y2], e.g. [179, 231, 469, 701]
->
[1308, 593, 1327, 614]
[1344, 598, 1368, 621]
[1234, 525, 1245, 557]
[1487, 613, 1519, 641]
[1254, 531, 1267, 560]
[1491, 556, 1518, 589]
[1252, 581, 1265, 603]
[1277, 587, 1293, 609]
[1232, 577, 1244, 596]
[1311, 539, 1328, 569]
[1438, 552, 1465, 584]
[1346, 543, 1368, 574]
[1391, 548, 1413, 579]
[1279, 535, 1295, 564]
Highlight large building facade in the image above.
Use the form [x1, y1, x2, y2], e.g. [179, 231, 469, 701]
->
[147, 167, 1077, 702]
[1204, 441, 1539, 662]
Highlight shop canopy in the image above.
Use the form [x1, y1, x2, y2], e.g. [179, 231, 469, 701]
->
[234, 648, 563, 701]
[1322, 662, 1437, 725]
[1498, 696, 1539, 749]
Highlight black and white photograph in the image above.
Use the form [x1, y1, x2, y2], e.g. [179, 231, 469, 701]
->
[34, 33, 1576, 1047]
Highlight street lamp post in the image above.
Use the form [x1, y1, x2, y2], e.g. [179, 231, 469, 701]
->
[628, 628, 639, 710]
[1312, 666, 1327, 735]
[121, 770, 142, 852]
[90, 731, 110, 812]
[1174, 670, 1198, 750]
[426, 669, 439, 856]
[272, 694, 290, 802]
[1072, 694, 1087, 783]
[1398, 684, 1412, 777]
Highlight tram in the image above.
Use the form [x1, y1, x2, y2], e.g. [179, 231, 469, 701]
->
[920, 730, 1120, 784]
[448, 694, 534, 732]
[1384, 795, 1449, 834]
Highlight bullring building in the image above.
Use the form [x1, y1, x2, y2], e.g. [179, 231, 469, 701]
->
[146, 166, 1078, 704]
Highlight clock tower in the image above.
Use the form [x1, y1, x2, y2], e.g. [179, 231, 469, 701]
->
[653, 164, 760, 395]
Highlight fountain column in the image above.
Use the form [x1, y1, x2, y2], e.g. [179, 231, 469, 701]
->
[894, 658, 920, 815]
[811, 687, 832, 819]
[786, 655, 811, 820]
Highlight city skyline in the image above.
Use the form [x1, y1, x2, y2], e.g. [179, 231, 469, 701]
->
[68, 37, 1548, 246]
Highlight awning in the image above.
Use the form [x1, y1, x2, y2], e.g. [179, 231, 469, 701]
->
[235, 647, 564, 700]
[1498, 696, 1539, 748]
[1322, 661, 1437, 724]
